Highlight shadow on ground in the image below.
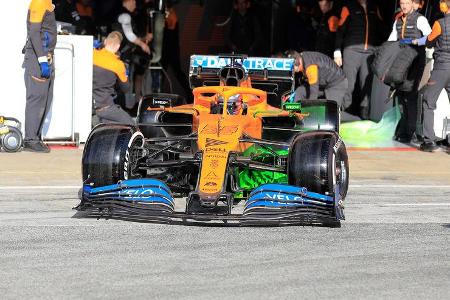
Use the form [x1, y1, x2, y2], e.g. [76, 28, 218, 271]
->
[71, 210, 341, 228]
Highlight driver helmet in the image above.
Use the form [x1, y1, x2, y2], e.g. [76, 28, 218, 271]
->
[226, 94, 243, 115]
[214, 94, 243, 115]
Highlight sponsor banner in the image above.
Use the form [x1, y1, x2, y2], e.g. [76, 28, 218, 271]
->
[191, 55, 294, 71]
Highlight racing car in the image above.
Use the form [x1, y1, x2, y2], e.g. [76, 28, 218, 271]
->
[77, 55, 349, 227]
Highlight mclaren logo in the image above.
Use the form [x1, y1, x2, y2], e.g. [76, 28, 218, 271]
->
[205, 138, 228, 147]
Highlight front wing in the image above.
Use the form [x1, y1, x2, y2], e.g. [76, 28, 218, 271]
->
[77, 179, 344, 226]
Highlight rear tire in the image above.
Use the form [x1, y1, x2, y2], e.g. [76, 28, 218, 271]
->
[288, 130, 348, 199]
[82, 124, 144, 187]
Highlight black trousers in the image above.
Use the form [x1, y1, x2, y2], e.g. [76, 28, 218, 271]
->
[24, 71, 54, 142]
[420, 68, 450, 142]
[395, 91, 418, 140]
[343, 47, 374, 109]
[294, 78, 348, 107]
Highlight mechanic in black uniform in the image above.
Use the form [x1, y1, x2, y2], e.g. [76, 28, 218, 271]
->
[116, 0, 152, 107]
[387, 0, 431, 143]
[313, 0, 340, 58]
[22, 0, 57, 153]
[161, 1, 193, 103]
[93, 31, 134, 125]
[289, 51, 357, 121]
[334, 0, 385, 119]
[418, 0, 450, 152]
[226, 0, 263, 56]
[54, 0, 81, 28]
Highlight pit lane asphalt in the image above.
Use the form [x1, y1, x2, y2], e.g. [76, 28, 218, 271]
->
[0, 149, 449, 299]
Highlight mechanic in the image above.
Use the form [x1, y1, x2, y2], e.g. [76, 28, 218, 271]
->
[387, 0, 431, 143]
[418, 0, 450, 152]
[92, 31, 134, 125]
[393, 0, 424, 19]
[161, 1, 194, 103]
[22, 0, 57, 153]
[74, 0, 96, 35]
[288, 51, 358, 120]
[226, 0, 263, 56]
[313, 0, 340, 58]
[115, 0, 152, 107]
[211, 94, 244, 115]
[334, 0, 385, 119]
[54, 0, 81, 31]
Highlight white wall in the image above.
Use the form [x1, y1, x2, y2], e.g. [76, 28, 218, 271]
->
[0, 1, 93, 143]
[0, 1, 28, 123]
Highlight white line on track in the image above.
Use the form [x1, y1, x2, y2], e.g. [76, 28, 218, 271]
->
[0, 186, 79, 190]
[350, 184, 450, 188]
[382, 203, 450, 206]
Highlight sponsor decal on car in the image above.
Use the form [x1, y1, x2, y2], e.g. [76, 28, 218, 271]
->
[205, 147, 227, 153]
[200, 124, 239, 135]
[265, 193, 303, 202]
[210, 159, 219, 169]
[191, 55, 294, 71]
[205, 171, 219, 179]
[205, 153, 227, 159]
[122, 188, 156, 198]
[205, 138, 228, 147]
[152, 98, 172, 107]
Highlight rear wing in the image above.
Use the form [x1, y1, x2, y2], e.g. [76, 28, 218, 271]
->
[189, 55, 295, 107]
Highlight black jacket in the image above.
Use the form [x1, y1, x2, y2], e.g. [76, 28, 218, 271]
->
[335, 0, 384, 51]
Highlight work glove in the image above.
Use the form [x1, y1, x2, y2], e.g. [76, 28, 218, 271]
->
[38, 56, 50, 79]
[93, 39, 102, 49]
[399, 38, 413, 45]
[413, 36, 427, 46]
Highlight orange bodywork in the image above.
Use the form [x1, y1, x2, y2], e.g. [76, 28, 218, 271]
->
[147, 86, 304, 199]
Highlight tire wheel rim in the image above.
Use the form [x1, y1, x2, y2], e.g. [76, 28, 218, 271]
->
[335, 158, 347, 197]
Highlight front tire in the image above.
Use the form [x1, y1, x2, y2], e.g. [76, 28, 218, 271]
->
[82, 124, 144, 187]
[287, 130, 349, 199]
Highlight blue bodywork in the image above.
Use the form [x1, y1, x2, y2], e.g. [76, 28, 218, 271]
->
[244, 184, 333, 210]
[83, 179, 175, 212]
[81, 179, 342, 224]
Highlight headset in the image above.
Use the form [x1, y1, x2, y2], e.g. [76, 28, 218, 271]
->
[440, 0, 449, 14]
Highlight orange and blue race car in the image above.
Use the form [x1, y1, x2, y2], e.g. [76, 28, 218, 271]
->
[77, 54, 349, 227]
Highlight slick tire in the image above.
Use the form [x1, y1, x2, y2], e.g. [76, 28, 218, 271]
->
[288, 130, 349, 199]
[82, 124, 144, 187]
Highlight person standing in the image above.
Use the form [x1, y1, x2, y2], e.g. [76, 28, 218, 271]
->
[314, 0, 340, 58]
[334, 0, 385, 119]
[161, 2, 194, 103]
[116, 0, 152, 107]
[387, 0, 431, 143]
[418, 0, 450, 152]
[22, 0, 57, 153]
[226, 0, 262, 56]
[92, 31, 134, 125]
